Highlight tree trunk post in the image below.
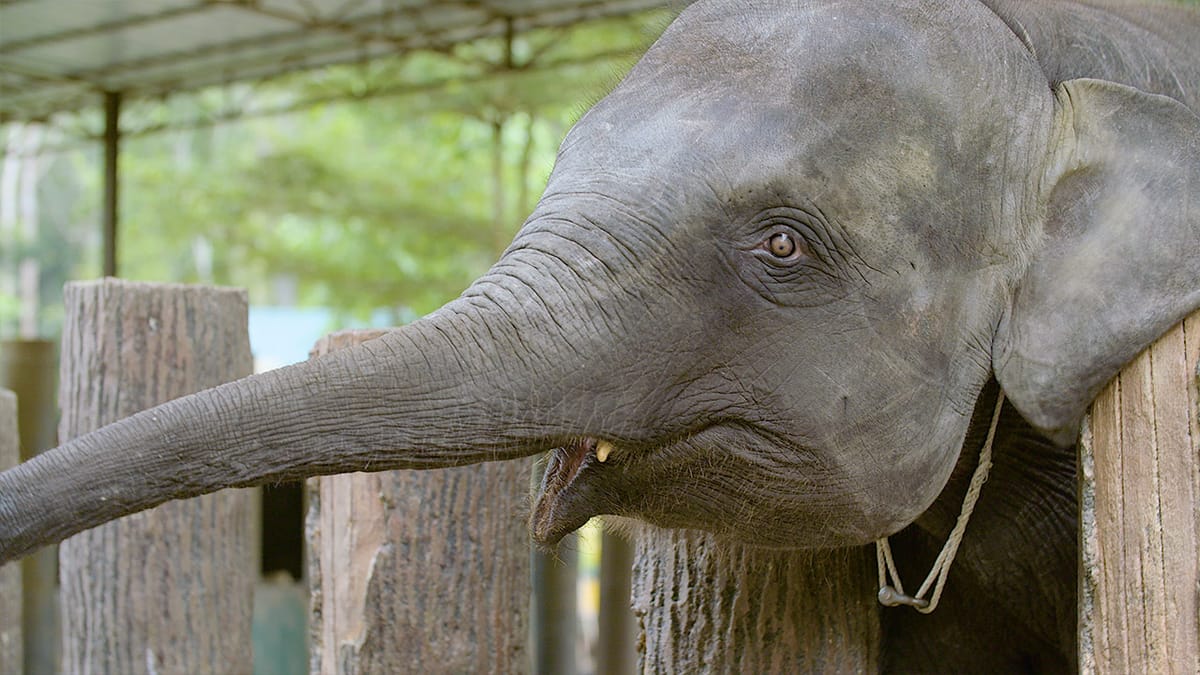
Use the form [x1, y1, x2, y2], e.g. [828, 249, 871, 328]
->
[0, 389, 21, 675]
[631, 527, 880, 672]
[306, 329, 533, 675]
[596, 522, 636, 675]
[1079, 310, 1200, 674]
[0, 339, 59, 675]
[531, 535, 577, 675]
[530, 453, 578, 675]
[57, 280, 256, 675]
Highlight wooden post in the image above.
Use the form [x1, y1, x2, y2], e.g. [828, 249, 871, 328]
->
[0, 339, 59, 675]
[530, 453, 578, 675]
[631, 527, 880, 672]
[1079, 310, 1200, 674]
[531, 538, 577, 675]
[57, 280, 256, 674]
[597, 523, 636, 675]
[306, 329, 533, 674]
[0, 390, 21, 675]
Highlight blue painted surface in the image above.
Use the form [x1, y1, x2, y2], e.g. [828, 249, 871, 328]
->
[253, 577, 309, 675]
[247, 307, 395, 373]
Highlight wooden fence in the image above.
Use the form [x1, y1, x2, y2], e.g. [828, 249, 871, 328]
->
[1078, 311, 1199, 673]
[56, 280, 257, 674]
[0, 280, 1195, 674]
[1, 390, 20, 674]
[306, 330, 534, 674]
[0, 339, 57, 675]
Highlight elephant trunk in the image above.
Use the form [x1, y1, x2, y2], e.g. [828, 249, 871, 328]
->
[0, 297, 563, 564]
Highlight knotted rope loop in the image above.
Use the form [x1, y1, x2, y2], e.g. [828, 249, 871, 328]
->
[874, 392, 1005, 615]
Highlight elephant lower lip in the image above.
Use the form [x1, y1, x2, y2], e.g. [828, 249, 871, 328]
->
[547, 438, 595, 488]
[530, 437, 604, 546]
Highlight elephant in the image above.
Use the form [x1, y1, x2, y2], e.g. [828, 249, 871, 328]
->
[1, 0, 1198, 671]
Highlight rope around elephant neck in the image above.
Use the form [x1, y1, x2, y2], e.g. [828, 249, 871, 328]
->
[874, 392, 1005, 614]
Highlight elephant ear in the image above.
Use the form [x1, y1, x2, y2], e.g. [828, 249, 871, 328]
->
[995, 78, 1200, 446]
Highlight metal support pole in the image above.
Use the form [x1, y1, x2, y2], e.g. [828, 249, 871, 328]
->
[102, 91, 121, 278]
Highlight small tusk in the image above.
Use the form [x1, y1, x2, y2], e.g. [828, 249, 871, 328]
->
[596, 440, 615, 463]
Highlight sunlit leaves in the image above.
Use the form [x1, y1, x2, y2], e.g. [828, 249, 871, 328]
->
[113, 15, 668, 322]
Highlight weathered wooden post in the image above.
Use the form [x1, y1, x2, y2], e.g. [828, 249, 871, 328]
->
[56, 280, 256, 674]
[306, 329, 534, 674]
[631, 527, 880, 672]
[1079, 310, 1200, 674]
[0, 389, 21, 675]
[530, 451, 578, 675]
[0, 339, 58, 675]
[597, 523, 637, 675]
[532, 536, 578, 675]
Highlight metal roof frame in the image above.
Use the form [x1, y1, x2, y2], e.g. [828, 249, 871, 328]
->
[0, 0, 681, 123]
[0, 0, 685, 277]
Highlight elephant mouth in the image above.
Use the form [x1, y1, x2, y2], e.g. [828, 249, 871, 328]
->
[527, 424, 746, 547]
[530, 436, 620, 546]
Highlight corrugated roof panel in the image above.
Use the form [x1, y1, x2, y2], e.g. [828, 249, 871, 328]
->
[7, 7, 298, 79]
[100, 32, 356, 92]
[255, 0, 468, 26]
[0, 80, 90, 121]
[0, 0, 198, 46]
[0, 0, 683, 122]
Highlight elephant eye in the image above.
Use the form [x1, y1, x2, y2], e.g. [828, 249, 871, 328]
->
[767, 232, 798, 259]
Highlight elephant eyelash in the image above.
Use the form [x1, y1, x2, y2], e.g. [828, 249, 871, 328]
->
[754, 204, 877, 288]
[725, 205, 852, 306]
[746, 210, 835, 268]
[739, 237, 816, 276]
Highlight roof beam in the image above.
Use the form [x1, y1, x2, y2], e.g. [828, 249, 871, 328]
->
[1, 43, 643, 156]
[0, 3, 212, 54]
[0, 0, 681, 123]
[42, 0, 666, 85]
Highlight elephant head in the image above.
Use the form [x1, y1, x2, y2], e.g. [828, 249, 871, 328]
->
[1, 0, 1198, 563]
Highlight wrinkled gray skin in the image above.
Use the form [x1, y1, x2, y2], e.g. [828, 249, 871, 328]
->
[2, 0, 1198, 671]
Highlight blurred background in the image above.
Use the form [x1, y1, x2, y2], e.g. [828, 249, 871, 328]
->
[0, 2, 678, 348]
[0, 2, 684, 673]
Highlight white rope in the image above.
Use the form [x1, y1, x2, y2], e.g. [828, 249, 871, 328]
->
[875, 392, 1005, 614]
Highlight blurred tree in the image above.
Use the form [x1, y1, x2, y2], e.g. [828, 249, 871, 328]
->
[0, 11, 669, 334]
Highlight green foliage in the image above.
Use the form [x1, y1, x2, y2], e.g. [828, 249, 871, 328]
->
[115, 16, 668, 320]
[1, 12, 668, 335]
[0, 293, 17, 330]
[0, 143, 94, 338]
[121, 98, 549, 319]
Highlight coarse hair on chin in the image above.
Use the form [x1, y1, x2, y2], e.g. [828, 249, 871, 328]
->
[613, 517, 867, 574]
